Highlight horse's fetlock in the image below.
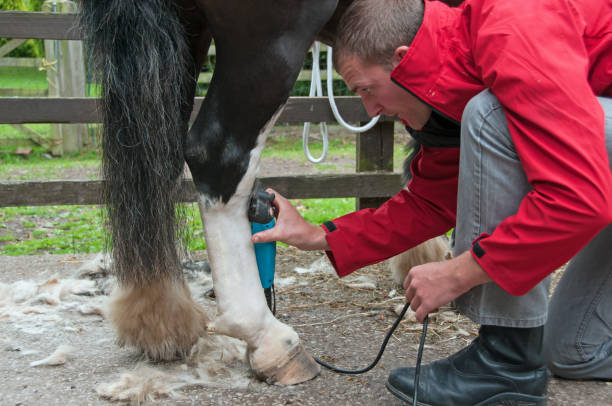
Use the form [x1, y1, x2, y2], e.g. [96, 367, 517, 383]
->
[109, 279, 208, 360]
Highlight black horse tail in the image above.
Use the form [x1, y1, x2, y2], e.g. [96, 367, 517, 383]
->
[79, 0, 194, 286]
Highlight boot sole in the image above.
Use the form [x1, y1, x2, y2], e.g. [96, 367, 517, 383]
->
[385, 380, 547, 406]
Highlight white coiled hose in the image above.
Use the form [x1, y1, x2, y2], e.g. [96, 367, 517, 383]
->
[302, 42, 381, 163]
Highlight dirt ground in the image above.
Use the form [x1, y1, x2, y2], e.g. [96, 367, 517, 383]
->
[0, 250, 610, 406]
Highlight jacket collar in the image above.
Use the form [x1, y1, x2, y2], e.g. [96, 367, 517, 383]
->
[390, 0, 483, 122]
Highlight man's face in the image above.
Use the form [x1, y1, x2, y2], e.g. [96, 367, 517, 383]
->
[338, 54, 431, 129]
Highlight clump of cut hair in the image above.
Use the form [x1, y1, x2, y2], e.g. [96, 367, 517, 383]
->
[333, 0, 424, 71]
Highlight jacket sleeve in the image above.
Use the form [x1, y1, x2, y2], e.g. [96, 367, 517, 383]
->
[324, 146, 459, 277]
[467, 0, 612, 294]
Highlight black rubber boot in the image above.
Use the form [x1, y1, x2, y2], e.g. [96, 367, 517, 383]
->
[386, 325, 548, 405]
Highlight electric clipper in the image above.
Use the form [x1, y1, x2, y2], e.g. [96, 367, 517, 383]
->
[248, 181, 276, 313]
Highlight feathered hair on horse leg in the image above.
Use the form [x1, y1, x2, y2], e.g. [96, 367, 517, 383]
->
[389, 236, 450, 286]
[79, 0, 205, 359]
[109, 279, 208, 360]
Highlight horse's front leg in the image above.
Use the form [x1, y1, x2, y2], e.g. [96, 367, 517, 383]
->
[193, 108, 320, 385]
[187, 108, 320, 385]
[185, 0, 338, 384]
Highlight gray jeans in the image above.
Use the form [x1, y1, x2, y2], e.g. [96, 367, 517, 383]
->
[453, 90, 612, 380]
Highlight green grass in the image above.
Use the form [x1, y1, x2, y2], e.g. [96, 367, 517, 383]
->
[264, 132, 355, 160]
[0, 199, 354, 255]
[0, 147, 101, 180]
[0, 66, 47, 89]
[0, 233, 15, 242]
[21, 219, 35, 228]
[0, 205, 105, 255]
[0, 145, 99, 164]
[293, 198, 354, 225]
[0, 124, 51, 139]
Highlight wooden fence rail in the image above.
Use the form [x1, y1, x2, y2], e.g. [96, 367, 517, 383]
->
[0, 174, 402, 207]
[0, 13, 336, 52]
[0, 11, 79, 40]
[0, 96, 383, 125]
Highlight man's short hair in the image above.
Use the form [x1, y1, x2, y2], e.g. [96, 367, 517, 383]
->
[333, 0, 425, 71]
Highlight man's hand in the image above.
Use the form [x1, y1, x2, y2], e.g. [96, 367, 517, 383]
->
[404, 251, 492, 322]
[251, 189, 330, 251]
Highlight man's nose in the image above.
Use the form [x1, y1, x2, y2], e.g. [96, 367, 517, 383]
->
[362, 98, 381, 118]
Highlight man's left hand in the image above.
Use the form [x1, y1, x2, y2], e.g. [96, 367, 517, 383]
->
[404, 251, 492, 322]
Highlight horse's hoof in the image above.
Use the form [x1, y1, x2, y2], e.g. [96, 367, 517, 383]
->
[108, 279, 208, 360]
[248, 323, 320, 385]
[255, 341, 320, 385]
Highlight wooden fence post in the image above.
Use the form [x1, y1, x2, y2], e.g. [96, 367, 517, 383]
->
[356, 120, 395, 210]
[42, 0, 86, 155]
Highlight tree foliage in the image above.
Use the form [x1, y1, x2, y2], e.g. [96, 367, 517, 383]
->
[26, 0, 46, 11]
[0, 0, 27, 10]
[0, 0, 45, 58]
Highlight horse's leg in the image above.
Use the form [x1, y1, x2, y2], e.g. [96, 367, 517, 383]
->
[186, 0, 339, 384]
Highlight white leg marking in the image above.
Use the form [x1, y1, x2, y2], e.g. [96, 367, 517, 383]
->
[196, 107, 320, 384]
[197, 107, 288, 345]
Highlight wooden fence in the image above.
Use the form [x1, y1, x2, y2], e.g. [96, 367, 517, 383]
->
[0, 11, 401, 210]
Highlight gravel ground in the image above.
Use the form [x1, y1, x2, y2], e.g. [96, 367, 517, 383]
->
[0, 250, 610, 406]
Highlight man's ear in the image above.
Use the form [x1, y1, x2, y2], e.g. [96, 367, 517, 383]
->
[392, 46, 410, 68]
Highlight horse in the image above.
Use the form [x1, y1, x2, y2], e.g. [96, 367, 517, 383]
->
[78, 0, 453, 385]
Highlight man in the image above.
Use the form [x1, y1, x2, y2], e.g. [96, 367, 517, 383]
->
[253, 0, 612, 404]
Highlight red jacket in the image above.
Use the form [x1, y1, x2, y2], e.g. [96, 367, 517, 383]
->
[324, 0, 612, 295]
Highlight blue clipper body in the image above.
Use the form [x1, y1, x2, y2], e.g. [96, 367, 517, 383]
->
[251, 220, 276, 290]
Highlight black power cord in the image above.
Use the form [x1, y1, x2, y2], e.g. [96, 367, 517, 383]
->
[313, 302, 429, 406]
[264, 284, 276, 315]
[413, 314, 428, 406]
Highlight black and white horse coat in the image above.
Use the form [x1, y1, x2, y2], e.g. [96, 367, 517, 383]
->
[79, 0, 449, 384]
